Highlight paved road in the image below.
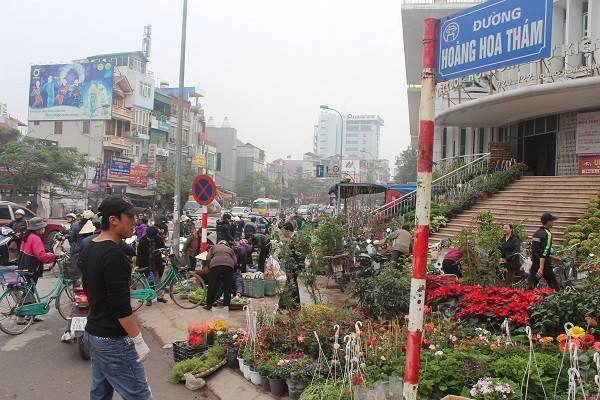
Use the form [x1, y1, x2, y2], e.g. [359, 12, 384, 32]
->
[0, 277, 218, 400]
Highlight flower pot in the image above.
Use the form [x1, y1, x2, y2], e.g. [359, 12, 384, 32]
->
[237, 357, 244, 370]
[260, 375, 271, 392]
[286, 378, 305, 400]
[249, 369, 262, 385]
[268, 377, 287, 396]
[227, 349, 239, 369]
[241, 362, 251, 380]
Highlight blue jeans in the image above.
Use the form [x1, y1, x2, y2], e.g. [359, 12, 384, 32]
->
[84, 332, 152, 400]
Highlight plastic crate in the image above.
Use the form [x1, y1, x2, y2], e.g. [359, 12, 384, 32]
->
[264, 279, 277, 296]
[172, 340, 208, 362]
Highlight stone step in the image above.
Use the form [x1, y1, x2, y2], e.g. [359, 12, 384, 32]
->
[461, 209, 582, 220]
[472, 200, 589, 209]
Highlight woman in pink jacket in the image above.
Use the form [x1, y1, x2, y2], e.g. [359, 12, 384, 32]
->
[19, 217, 59, 284]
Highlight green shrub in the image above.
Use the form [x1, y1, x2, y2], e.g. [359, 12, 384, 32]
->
[529, 289, 600, 336]
[350, 266, 411, 319]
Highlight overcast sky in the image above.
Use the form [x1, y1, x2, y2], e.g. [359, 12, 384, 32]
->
[0, 0, 410, 164]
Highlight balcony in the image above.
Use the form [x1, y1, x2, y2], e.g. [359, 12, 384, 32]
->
[103, 135, 132, 151]
[112, 104, 134, 122]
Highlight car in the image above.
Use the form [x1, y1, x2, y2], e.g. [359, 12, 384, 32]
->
[296, 205, 312, 217]
[230, 207, 251, 218]
[0, 201, 67, 248]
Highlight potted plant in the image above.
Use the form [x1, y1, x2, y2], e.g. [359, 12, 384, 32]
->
[286, 356, 316, 400]
[268, 357, 291, 396]
[256, 354, 277, 392]
[241, 346, 254, 380]
[216, 330, 239, 369]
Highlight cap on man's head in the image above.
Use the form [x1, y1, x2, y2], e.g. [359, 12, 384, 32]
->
[66, 213, 77, 219]
[15, 209, 25, 216]
[541, 212, 558, 224]
[98, 196, 136, 219]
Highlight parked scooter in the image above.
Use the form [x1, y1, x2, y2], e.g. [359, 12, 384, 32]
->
[60, 285, 90, 360]
[0, 227, 16, 266]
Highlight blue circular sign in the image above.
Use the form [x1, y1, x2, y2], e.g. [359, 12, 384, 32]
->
[192, 175, 217, 205]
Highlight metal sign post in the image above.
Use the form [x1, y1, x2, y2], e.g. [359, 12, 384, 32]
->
[191, 174, 217, 253]
[403, 18, 437, 400]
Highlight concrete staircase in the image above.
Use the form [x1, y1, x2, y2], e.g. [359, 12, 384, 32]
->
[429, 176, 600, 245]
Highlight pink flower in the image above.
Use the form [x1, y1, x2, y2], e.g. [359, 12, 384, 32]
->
[428, 344, 437, 350]
[594, 342, 600, 353]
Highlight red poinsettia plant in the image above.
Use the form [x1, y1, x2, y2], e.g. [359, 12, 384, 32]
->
[427, 284, 555, 325]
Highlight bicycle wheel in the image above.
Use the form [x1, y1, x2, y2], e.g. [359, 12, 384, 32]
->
[0, 286, 33, 335]
[55, 285, 76, 321]
[169, 271, 206, 309]
[130, 274, 147, 312]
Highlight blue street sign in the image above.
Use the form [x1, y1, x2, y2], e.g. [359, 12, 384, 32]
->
[436, 0, 553, 82]
[192, 174, 217, 206]
[316, 164, 325, 178]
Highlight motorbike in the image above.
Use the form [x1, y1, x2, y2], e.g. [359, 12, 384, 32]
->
[60, 285, 90, 360]
[0, 226, 19, 266]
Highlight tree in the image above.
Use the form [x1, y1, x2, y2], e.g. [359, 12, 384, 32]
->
[0, 138, 89, 201]
[394, 146, 417, 183]
[156, 163, 196, 210]
[235, 171, 278, 203]
[0, 128, 21, 145]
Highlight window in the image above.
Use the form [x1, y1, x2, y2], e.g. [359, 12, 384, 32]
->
[0, 206, 11, 220]
[54, 121, 63, 134]
[460, 128, 466, 156]
[34, 121, 40, 126]
[442, 128, 448, 158]
[216, 153, 222, 171]
[83, 120, 90, 134]
[139, 82, 151, 98]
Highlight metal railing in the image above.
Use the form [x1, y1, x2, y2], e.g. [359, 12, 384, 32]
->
[372, 153, 492, 220]
[402, 0, 482, 4]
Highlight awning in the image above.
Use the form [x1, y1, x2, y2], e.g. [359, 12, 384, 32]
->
[126, 186, 154, 197]
[328, 181, 387, 199]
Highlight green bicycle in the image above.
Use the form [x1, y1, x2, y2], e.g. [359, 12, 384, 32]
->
[130, 248, 206, 311]
[0, 265, 76, 335]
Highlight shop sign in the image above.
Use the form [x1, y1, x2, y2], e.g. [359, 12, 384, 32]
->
[192, 153, 206, 168]
[109, 156, 131, 182]
[148, 144, 157, 166]
[579, 155, 600, 175]
[129, 164, 149, 187]
[576, 111, 600, 155]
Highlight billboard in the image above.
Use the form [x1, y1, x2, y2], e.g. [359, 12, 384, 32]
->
[129, 165, 149, 187]
[437, 0, 553, 81]
[29, 62, 113, 121]
[579, 156, 600, 176]
[109, 156, 131, 182]
[576, 111, 600, 155]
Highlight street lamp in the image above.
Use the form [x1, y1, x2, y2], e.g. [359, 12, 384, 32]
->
[320, 104, 344, 213]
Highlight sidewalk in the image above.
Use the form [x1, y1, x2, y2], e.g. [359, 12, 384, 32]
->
[135, 277, 347, 399]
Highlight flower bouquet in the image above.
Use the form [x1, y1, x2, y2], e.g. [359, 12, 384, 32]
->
[469, 377, 520, 400]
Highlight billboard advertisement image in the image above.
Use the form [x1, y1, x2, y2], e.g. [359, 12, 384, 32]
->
[109, 156, 131, 182]
[29, 62, 113, 121]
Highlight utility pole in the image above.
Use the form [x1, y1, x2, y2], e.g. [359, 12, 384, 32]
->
[172, 0, 188, 254]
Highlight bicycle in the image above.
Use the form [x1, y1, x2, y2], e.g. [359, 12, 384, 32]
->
[130, 248, 207, 311]
[0, 262, 76, 335]
[551, 244, 580, 291]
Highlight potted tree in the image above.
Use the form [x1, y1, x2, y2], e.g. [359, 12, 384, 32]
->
[256, 354, 277, 392]
[216, 331, 238, 369]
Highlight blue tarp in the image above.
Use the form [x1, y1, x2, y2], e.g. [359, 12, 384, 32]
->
[384, 183, 417, 193]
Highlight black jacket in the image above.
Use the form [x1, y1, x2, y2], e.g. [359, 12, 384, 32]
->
[531, 227, 553, 264]
[216, 220, 234, 243]
[499, 234, 521, 271]
[250, 233, 270, 248]
[136, 235, 166, 269]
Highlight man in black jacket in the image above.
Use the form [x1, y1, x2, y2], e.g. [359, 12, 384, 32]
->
[247, 232, 271, 272]
[79, 196, 151, 399]
[529, 213, 559, 291]
[216, 213, 234, 244]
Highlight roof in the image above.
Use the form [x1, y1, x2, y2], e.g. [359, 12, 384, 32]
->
[86, 51, 148, 63]
[328, 181, 387, 199]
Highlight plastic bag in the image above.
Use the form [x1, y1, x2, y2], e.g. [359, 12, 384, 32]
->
[522, 257, 532, 274]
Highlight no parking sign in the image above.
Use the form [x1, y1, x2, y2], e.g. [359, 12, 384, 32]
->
[191, 174, 217, 206]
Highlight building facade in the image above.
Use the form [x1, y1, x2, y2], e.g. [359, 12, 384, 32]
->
[205, 117, 239, 192]
[402, 0, 600, 176]
[314, 112, 384, 161]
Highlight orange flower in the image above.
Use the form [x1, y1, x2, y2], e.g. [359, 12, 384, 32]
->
[556, 334, 567, 343]
[296, 336, 305, 345]
[539, 337, 554, 345]
[490, 343, 499, 350]
[424, 323, 435, 333]
[559, 342, 567, 352]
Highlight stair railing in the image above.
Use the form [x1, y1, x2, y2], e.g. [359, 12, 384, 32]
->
[372, 153, 494, 219]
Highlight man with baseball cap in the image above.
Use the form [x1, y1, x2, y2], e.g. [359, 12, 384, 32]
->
[529, 212, 559, 291]
[79, 196, 151, 399]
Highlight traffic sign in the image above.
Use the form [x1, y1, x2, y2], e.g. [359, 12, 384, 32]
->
[326, 164, 340, 178]
[191, 174, 217, 206]
[316, 164, 325, 178]
[436, 0, 553, 82]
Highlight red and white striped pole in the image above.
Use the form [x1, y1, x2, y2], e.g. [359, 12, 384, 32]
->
[403, 18, 438, 400]
[200, 206, 208, 252]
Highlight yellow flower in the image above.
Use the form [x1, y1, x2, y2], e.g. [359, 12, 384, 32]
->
[569, 326, 585, 339]
[213, 320, 229, 331]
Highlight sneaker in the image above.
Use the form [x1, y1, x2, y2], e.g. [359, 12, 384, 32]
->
[157, 297, 167, 303]
[202, 305, 212, 311]
[146, 300, 152, 306]
[33, 317, 43, 323]
[16, 317, 29, 325]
